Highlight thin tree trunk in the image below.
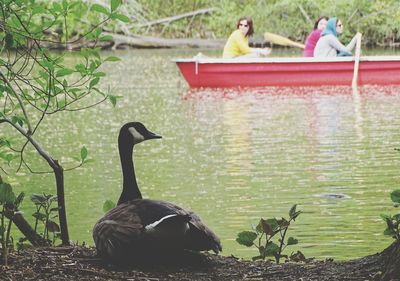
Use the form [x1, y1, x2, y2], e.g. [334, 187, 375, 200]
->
[381, 241, 400, 280]
[5, 212, 49, 246]
[0, 119, 70, 246]
[53, 160, 69, 245]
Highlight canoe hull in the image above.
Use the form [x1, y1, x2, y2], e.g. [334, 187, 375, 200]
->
[174, 56, 400, 87]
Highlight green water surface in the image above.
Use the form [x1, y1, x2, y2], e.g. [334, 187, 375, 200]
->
[6, 48, 400, 261]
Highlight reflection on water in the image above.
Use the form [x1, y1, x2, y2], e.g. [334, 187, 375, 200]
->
[10, 49, 400, 261]
[183, 85, 400, 260]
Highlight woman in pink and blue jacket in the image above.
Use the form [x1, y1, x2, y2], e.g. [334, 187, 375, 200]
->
[303, 16, 328, 57]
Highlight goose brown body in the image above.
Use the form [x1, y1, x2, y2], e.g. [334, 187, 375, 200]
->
[92, 122, 221, 262]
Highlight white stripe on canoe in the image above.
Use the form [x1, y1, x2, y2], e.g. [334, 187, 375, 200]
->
[172, 55, 400, 64]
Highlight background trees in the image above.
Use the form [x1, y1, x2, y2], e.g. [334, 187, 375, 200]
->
[132, 0, 400, 46]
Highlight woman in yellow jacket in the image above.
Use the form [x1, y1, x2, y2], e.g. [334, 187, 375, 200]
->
[223, 17, 271, 58]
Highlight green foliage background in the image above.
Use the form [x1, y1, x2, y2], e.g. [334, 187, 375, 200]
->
[135, 0, 400, 46]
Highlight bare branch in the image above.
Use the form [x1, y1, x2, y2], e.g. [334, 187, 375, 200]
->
[137, 7, 216, 28]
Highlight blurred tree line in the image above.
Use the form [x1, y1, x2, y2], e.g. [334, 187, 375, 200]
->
[131, 0, 399, 46]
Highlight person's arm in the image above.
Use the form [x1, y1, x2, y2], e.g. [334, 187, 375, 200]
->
[328, 33, 359, 53]
[232, 31, 271, 57]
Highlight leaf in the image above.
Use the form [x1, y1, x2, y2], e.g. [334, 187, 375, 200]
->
[100, 35, 114, 42]
[0, 152, 15, 164]
[277, 218, 290, 228]
[111, 0, 120, 12]
[80, 146, 88, 161]
[289, 204, 297, 217]
[30, 193, 47, 205]
[41, 59, 55, 71]
[57, 99, 66, 109]
[0, 183, 16, 204]
[89, 77, 100, 89]
[49, 195, 58, 203]
[46, 220, 60, 232]
[393, 214, 400, 222]
[5, 33, 14, 49]
[11, 116, 24, 127]
[236, 231, 257, 247]
[291, 211, 302, 221]
[52, 2, 62, 13]
[103, 200, 116, 213]
[265, 241, 280, 256]
[258, 218, 279, 235]
[384, 217, 395, 229]
[391, 190, 400, 204]
[94, 27, 102, 37]
[91, 4, 109, 15]
[32, 212, 47, 221]
[50, 207, 60, 213]
[108, 95, 117, 107]
[56, 68, 74, 77]
[92, 72, 106, 77]
[33, 5, 46, 15]
[111, 13, 130, 23]
[287, 237, 298, 245]
[384, 228, 396, 236]
[104, 56, 121, 62]
[62, 0, 68, 12]
[15, 192, 25, 207]
[257, 218, 273, 235]
[380, 214, 391, 221]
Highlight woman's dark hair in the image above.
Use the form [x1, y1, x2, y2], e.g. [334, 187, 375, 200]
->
[236, 16, 254, 37]
[313, 16, 329, 30]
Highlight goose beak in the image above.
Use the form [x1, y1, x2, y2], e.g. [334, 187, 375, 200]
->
[147, 131, 162, 140]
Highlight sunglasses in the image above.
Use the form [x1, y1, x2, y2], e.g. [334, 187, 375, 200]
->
[239, 23, 249, 27]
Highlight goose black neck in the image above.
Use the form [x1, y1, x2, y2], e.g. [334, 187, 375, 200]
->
[117, 138, 142, 205]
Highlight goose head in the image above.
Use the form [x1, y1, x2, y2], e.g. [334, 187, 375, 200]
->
[117, 122, 162, 204]
[119, 122, 162, 146]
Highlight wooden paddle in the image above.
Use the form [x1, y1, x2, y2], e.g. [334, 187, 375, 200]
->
[352, 33, 362, 89]
[264, 32, 305, 49]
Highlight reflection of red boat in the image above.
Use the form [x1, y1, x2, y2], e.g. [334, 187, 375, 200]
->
[174, 56, 400, 88]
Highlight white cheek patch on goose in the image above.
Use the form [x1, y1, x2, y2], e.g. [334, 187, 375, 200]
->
[128, 127, 145, 143]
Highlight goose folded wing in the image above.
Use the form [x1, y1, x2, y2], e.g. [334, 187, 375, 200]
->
[93, 219, 142, 260]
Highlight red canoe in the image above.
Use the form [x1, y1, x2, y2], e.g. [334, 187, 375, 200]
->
[174, 56, 400, 88]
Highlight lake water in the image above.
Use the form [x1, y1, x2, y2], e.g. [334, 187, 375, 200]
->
[7, 48, 400, 260]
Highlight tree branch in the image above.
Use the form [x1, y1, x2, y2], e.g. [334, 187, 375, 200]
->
[137, 7, 216, 28]
[0, 72, 33, 134]
[0, 118, 58, 170]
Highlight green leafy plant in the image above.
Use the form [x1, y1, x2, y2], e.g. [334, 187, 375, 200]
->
[31, 193, 60, 245]
[236, 204, 302, 264]
[103, 199, 116, 213]
[381, 190, 400, 241]
[0, 0, 126, 245]
[0, 180, 24, 265]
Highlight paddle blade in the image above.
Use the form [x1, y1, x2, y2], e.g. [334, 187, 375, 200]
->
[264, 32, 305, 49]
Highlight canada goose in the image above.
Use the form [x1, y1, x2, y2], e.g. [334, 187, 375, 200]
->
[93, 122, 222, 263]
